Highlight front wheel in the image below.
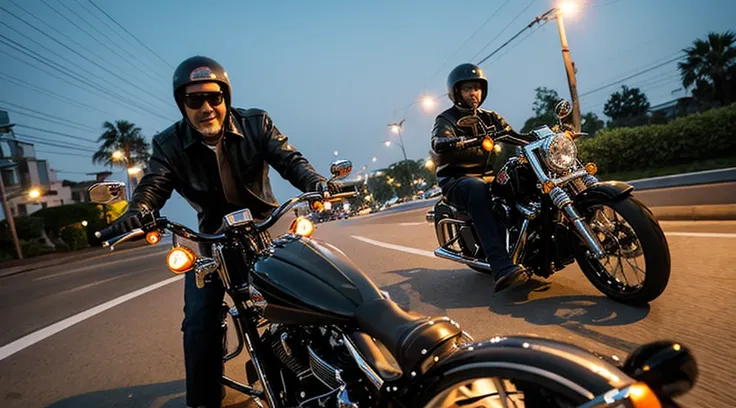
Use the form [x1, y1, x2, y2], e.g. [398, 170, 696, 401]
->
[416, 368, 589, 408]
[575, 196, 670, 305]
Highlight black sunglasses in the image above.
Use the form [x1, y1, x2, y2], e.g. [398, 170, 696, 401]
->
[183, 92, 224, 109]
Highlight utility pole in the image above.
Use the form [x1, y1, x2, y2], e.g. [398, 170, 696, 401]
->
[0, 162, 22, 260]
[555, 10, 581, 131]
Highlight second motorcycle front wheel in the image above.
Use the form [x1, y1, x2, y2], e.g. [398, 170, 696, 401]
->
[575, 196, 671, 305]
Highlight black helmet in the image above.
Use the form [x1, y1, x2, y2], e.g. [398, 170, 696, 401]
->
[447, 63, 488, 109]
[172, 56, 232, 120]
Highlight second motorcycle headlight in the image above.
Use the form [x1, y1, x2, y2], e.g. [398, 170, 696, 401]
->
[543, 133, 578, 172]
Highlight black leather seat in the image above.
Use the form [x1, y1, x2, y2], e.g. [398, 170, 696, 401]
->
[355, 299, 462, 373]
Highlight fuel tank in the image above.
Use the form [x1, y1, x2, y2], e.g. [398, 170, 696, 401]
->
[248, 235, 385, 326]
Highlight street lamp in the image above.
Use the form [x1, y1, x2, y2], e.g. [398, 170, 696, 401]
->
[27, 188, 41, 200]
[527, 2, 582, 131]
[421, 95, 438, 112]
[333, 150, 339, 157]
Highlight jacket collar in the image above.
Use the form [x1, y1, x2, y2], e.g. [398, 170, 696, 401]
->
[181, 109, 244, 150]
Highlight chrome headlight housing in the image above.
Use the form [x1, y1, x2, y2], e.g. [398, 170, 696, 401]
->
[542, 133, 577, 172]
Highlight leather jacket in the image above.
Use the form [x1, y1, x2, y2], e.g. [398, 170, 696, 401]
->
[430, 106, 514, 181]
[130, 107, 326, 234]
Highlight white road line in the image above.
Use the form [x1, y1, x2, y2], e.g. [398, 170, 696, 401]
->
[0, 275, 184, 362]
[399, 222, 427, 226]
[665, 232, 736, 238]
[34, 249, 170, 281]
[351, 235, 435, 258]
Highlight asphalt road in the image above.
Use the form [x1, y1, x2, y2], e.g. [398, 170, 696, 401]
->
[0, 204, 735, 407]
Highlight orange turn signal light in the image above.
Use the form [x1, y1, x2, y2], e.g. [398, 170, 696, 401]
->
[481, 136, 495, 152]
[541, 180, 555, 194]
[311, 201, 324, 211]
[146, 231, 161, 245]
[167, 246, 196, 274]
[585, 162, 598, 175]
[628, 382, 661, 408]
[289, 216, 315, 237]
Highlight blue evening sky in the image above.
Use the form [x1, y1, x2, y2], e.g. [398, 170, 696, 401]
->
[1, 0, 733, 227]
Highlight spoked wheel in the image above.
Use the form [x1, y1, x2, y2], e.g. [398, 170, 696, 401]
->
[575, 196, 670, 305]
[421, 374, 586, 408]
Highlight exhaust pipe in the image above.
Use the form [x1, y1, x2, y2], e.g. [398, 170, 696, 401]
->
[434, 247, 492, 272]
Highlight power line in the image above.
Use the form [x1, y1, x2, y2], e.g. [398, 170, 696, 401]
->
[36, 150, 96, 160]
[15, 124, 97, 144]
[14, 133, 98, 152]
[484, 21, 548, 67]
[0, 22, 168, 117]
[0, 72, 118, 116]
[0, 41, 172, 122]
[6, 0, 167, 93]
[425, 0, 513, 85]
[579, 54, 685, 98]
[471, 0, 540, 62]
[0, 107, 99, 134]
[0, 100, 99, 131]
[0, 4, 173, 109]
[86, 0, 175, 70]
[47, 0, 169, 87]
[476, 11, 546, 66]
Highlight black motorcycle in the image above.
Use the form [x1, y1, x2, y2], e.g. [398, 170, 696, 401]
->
[88, 160, 694, 408]
[427, 100, 671, 305]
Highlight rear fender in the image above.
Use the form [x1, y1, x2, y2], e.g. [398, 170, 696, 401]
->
[574, 180, 634, 211]
[407, 335, 632, 404]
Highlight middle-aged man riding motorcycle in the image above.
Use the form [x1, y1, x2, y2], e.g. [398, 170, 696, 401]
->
[104, 55, 340, 408]
[430, 63, 536, 293]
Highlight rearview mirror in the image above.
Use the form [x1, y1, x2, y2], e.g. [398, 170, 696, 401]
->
[554, 99, 572, 120]
[88, 181, 126, 204]
[622, 340, 698, 399]
[329, 159, 352, 181]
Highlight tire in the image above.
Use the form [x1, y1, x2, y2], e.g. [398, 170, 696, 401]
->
[575, 196, 671, 305]
[414, 365, 590, 408]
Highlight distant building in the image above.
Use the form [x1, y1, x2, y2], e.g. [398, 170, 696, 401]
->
[0, 110, 73, 217]
[648, 96, 698, 119]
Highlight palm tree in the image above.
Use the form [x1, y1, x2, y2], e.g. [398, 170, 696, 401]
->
[678, 31, 736, 106]
[92, 120, 151, 169]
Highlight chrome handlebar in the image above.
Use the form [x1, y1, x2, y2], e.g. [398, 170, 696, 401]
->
[96, 190, 358, 250]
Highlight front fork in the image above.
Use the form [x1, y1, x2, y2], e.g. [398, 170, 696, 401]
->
[547, 180, 606, 259]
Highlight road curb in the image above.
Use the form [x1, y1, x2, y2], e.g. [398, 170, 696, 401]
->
[650, 204, 736, 221]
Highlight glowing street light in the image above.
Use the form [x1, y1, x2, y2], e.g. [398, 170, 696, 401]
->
[81, 220, 88, 227]
[558, 1, 578, 16]
[372, 157, 377, 162]
[390, 124, 401, 134]
[384, 140, 391, 147]
[28, 188, 41, 200]
[111, 150, 125, 161]
[421, 95, 437, 111]
[333, 150, 339, 157]
[127, 166, 142, 175]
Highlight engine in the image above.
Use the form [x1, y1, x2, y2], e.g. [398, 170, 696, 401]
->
[267, 324, 368, 406]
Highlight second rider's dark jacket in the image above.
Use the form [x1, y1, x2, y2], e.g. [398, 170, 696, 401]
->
[130, 107, 326, 234]
[430, 106, 515, 187]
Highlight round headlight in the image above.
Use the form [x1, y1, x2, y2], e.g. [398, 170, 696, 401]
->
[543, 133, 577, 171]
